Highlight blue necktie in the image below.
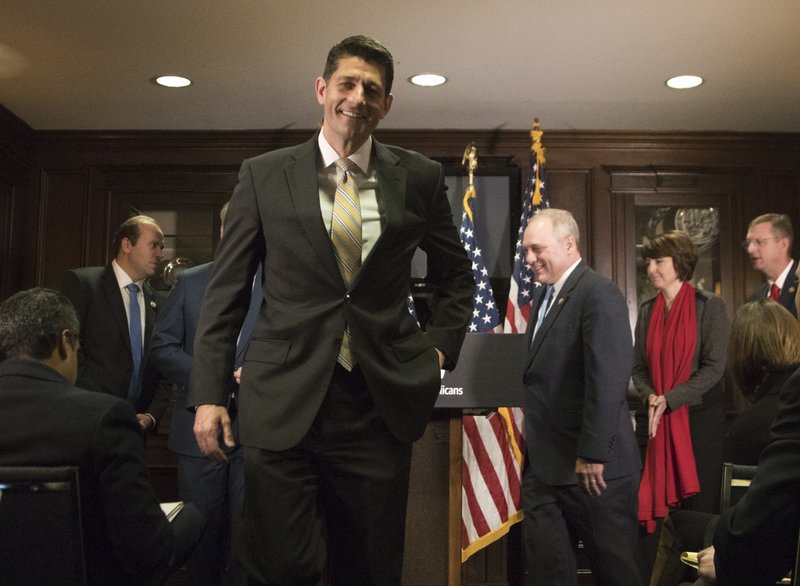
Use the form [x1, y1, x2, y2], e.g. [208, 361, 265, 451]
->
[126, 283, 143, 405]
[532, 285, 554, 341]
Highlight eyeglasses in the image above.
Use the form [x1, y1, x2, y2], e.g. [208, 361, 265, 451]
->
[742, 237, 781, 249]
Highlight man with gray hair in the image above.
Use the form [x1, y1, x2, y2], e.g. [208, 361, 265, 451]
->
[0, 287, 204, 585]
[745, 213, 798, 316]
[520, 208, 642, 584]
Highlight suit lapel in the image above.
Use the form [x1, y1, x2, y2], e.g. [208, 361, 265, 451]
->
[101, 266, 131, 353]
[284, 135, 343, 286]
[526, 262, 587, 369]
[357, 140, 405, 283]
[142, 282, 159, 356]
[780, 259, 799, 311]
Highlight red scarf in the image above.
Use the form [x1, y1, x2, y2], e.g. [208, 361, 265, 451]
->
[638, 281, 700, 533]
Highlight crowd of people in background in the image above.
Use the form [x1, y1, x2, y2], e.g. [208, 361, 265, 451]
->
[0, 34, 798, 586]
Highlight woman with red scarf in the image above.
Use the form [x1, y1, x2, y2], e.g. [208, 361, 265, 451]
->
[633, 231, 729, 536]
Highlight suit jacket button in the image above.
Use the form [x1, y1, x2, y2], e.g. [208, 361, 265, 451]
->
[344, 294, 352, 303]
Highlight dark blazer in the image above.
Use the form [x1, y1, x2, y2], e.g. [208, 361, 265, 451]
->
[151, 263, 220, 456]
[523, 262, 640, 485]
[713, 365, 800, 585]
[188, 133, 474, 450]
[151, 262, 260, 456]
[0, 359, 175, 585]
[62, 264, 168, 420]
[632, 290, 729, 411]
[749, 259, 798, 316]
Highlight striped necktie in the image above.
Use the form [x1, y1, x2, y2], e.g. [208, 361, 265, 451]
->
[331, 158, 362, 370]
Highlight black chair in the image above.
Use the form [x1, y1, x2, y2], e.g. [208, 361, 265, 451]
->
[0, 466, 86, 585]
[719, 462, 758, 513]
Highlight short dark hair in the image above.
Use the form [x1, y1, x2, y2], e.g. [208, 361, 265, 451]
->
[323, 35, 394, 95]
[111, 215, 160, 257]
[0, 288, 80, 361]
[728, 300, 800, 400]
[642, 230, 698, 281]
[749, 213, 794, 246]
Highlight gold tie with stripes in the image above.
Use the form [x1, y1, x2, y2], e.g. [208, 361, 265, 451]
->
[331, 158, 362, 370]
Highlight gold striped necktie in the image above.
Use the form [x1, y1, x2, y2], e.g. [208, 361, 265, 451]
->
[331, 157, 362, 370]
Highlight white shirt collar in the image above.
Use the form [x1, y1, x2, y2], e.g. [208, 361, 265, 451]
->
[111, 259, 143, 289]
[318, 132, 372, 174]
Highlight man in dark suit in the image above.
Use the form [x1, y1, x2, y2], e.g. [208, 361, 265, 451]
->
[0, 288, 204, 585]
[188, 35, 474, 585]
[521, 208, 642, 585]
[62, 214, 169, 429]
[696, 366, 800, 585]
[745, 213, 798, 316]
[150, 203, 260, 585]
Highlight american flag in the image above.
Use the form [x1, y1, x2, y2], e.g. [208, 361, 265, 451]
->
[459, 182, 523, 561]
[459, 191, 501, 333]
[505, 131, 549, 334]
[462, 124, 550, 562]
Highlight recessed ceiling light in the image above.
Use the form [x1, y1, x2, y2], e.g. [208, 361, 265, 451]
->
[666, 75, 703, 89]
[409, 73, 447, 87]
[155, 75, 192, 88]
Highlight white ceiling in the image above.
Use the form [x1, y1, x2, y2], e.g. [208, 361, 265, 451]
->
[1, 0, 798, 133]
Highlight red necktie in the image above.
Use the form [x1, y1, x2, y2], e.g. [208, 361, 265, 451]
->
[770, 283, 781, 301]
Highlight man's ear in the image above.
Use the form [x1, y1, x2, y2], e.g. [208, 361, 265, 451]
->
[56, 330, 70, 360]
[315, 77, 327, 106]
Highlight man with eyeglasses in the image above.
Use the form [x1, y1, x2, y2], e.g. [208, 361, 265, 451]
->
[744, 213, 798, 316]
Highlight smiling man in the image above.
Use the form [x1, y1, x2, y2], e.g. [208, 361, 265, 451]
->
[62, 215, 170, 430]
[187, 36, 473, 585]
[520, 208, 642, 585]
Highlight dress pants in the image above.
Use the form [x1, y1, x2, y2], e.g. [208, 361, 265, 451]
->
[177, 444, 245, 586]
[523, 465, 642, 586]
[238, 365, 413, 585]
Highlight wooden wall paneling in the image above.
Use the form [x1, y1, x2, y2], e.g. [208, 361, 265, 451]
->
[0, 180, 14, 300]
[400, 412, 452, 586]
[546, 168, 593, 265]
[38, 168, 91, 289]
[3, 124, 800, 586]
[0, 106, 34, 298]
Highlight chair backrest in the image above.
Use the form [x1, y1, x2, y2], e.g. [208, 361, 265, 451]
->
[720, 462, 758, 513]
[0, 466, 86, 585]
[793, 525, 799, 586]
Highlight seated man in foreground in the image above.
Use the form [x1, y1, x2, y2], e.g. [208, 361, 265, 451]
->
[0, 288, 204, 585]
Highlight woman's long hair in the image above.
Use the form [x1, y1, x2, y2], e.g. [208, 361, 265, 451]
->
[728, 299, 800, 401]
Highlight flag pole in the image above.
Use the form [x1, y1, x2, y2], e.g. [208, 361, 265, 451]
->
[530, 118, 546, 205]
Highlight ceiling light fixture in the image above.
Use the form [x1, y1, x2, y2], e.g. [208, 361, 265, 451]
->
[154, 75, 192, 88]
[409, 73, 447, 87]
[666, 75, 703, 89]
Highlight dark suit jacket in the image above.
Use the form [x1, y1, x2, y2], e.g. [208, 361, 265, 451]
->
[523, 262, 640, 485]
[188, 133, 474, 450]
[713, 365, 800, 585]
[0, 359, 175, 585]
[62, 264, 168, 420]
[749, 259, 798, 316]
[151, 262, 260, 456]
